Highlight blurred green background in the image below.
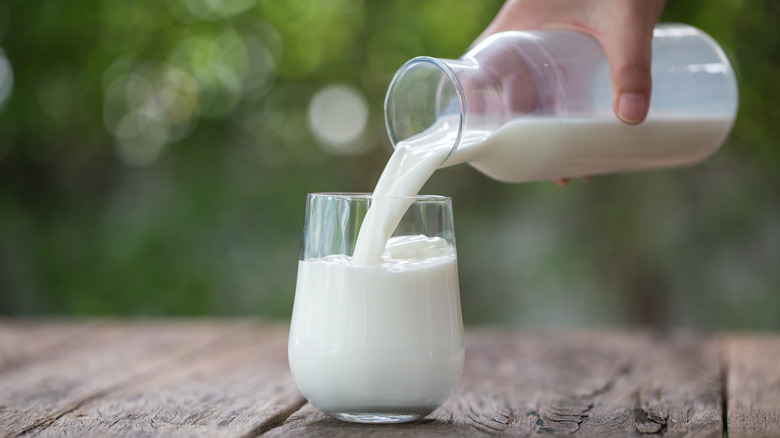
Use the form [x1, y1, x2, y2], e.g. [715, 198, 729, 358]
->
[0, 0, 778, 328]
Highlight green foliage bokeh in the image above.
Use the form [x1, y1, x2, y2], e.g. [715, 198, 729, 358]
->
[0, 0, 778, 328]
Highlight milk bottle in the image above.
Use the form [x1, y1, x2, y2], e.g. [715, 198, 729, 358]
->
[384, 24, 738, 182]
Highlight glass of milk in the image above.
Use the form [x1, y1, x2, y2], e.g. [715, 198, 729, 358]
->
[289, 193, 464, 424]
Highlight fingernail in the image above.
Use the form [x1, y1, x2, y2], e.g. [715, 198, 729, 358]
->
[617, 93, 647, 124]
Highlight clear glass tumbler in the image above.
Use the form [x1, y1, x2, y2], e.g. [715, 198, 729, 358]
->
[288, 193, 464, 424]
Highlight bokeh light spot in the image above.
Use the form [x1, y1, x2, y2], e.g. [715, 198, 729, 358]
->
[103, 61, 199, 165]
[164, 0, 200, 23]
[240, 35, 276, 98]
[116, 134, 167, 167]
[168, 28, 273, 118]
[102, 57, 137, 91]
[115, 110, 149, 139]
[204, 0, 255, 17]
[307, 84, 369, 154]
[182, 0, 217, 21]
[0, 49, 14, 108]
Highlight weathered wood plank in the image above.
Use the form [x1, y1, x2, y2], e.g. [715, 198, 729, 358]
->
[270, 331, 723, 437]
[0, 319, 109, 372]
[35, 324, 304, 438]
[8, 324, 768, 437]
[725, 334, 780, 438]
[0, 320, 250, 436]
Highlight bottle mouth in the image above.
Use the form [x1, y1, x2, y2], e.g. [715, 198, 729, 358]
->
[384, 56, 466, 165]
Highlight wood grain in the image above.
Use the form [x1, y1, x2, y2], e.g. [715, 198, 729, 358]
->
[34, 323, 304, 438]
[3, 322, 779, 437]
[0, 319, 108, 372]
[725, 334, 780, 438]
[269, 330, 724, 437]
[0, 320, 250, 436]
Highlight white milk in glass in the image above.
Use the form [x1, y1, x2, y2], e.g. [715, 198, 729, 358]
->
[289, 126, 462, 421]
[289, 235, 463, 420]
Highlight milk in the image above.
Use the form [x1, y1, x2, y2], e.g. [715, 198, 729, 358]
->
[465, 116, 733, 183]
[350, 126, 454, 266]
[288, 235, 464, 420]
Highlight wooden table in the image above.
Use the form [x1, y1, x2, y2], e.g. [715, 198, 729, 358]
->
[1, 320, 778, 437]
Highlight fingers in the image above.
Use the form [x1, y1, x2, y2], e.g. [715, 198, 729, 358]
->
[598, 1, 666, 125]
[481, 0, 666, 125]
[605, 28, 653, 125]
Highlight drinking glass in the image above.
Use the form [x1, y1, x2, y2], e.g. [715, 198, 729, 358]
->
[289, 193, 464, 423]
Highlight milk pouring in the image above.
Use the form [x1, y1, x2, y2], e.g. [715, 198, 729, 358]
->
[289, 23, 738, 424]
[351, 24, 738, 265]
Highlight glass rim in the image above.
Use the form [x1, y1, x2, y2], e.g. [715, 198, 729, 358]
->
[306, 192, 451, 202]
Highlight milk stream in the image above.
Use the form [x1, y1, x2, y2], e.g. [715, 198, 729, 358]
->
[350, 146, 450, 265]
[351, 114, 731, 266]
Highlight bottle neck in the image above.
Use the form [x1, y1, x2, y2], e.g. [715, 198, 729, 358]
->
[384, 56, 505, 167]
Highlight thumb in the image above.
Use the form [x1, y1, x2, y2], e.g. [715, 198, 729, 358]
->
[603, 27, 653, 125]
[598, 4, 664, 125]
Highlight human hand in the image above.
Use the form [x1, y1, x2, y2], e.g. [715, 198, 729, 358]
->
[477, 0, 667, 126]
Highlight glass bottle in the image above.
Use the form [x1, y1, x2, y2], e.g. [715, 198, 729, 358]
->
[384, 24, 738, 182]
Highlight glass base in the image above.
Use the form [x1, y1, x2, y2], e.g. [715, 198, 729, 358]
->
[330, 412, 423, 424]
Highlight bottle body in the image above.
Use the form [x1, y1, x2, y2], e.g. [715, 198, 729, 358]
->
[384, 24, 738, 182]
